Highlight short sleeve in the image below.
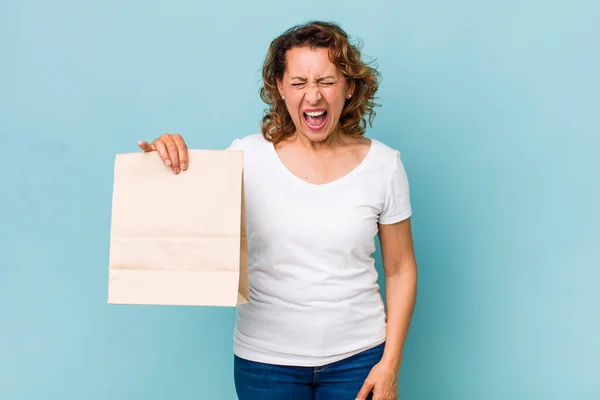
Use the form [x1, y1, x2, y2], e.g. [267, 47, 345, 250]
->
[379, 151, 412, 224]
[227, 138, 242, 150]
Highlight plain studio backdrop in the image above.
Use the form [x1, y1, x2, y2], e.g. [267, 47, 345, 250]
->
[1, 1, 598, 399]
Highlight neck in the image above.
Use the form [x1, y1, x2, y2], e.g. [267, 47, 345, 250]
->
[291, 129, 345, 152]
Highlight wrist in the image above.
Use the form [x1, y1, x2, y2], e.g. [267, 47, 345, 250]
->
[380, 353, 402, 373]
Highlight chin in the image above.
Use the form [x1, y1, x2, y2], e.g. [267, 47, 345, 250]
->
[303, 129, 332, 142]
[301, 120, 334, 140]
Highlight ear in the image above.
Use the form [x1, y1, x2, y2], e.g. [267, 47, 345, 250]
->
[345, 78, 356, 99]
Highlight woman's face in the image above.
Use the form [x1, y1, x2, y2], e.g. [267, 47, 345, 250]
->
[277, 46, 353, 143]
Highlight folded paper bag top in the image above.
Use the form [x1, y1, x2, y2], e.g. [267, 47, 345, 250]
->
[107, 149, 249, 307]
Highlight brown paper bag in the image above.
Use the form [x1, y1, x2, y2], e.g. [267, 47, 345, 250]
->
[107, 149, 249, 307]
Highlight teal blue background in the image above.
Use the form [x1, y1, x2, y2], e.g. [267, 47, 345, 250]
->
[1, 0, 598, 399]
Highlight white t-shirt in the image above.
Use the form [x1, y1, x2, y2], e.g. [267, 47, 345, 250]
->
[227, 133, 412, 366]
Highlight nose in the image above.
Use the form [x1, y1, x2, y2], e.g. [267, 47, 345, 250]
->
[304, 83, 322, 105]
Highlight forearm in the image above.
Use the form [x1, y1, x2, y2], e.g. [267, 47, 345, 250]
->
[380, 265, 417, 373]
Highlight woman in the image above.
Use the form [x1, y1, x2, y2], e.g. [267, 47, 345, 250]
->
[138, 21, 417, 400]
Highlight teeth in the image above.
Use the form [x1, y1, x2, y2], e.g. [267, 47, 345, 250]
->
[305, 110, 326, 117]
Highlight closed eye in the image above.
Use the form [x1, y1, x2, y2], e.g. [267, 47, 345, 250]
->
[290, 81, 335, 87]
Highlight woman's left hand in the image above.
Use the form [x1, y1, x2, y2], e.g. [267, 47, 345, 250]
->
[355, 361, 399, 400]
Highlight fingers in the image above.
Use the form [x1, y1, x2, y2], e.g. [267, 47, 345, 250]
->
[138, 140, 155, 152]
[139, 133, 189, 174]
[161, 133, 181, 173]
[173, 134, 188, 170]
[356, 380, 374, 400]
[154, 139, 172, 167]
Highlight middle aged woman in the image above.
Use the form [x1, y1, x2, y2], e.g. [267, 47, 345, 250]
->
[138, 21, 417, 400]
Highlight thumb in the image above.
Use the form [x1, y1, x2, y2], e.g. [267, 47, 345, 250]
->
[138, 140, 155, 152]
[355, 379, 374, 400]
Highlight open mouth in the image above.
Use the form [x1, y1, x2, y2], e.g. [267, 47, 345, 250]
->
[303, 110, 328, 131]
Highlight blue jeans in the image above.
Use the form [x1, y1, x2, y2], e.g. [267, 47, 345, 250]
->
[234, 342, 385, 400]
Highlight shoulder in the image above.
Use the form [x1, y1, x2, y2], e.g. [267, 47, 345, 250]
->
[227, 133, 270, 151]
[370, 138, 400, 159]
[368, 138, 406, 175]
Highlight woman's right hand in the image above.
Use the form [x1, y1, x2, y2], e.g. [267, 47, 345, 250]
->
[138, 133, 189, 174]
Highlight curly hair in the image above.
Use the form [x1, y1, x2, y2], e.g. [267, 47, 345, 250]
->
[259, 21, 381, 144]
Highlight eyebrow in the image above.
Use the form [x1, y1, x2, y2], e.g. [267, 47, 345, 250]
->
[289, 75, 337, 81]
